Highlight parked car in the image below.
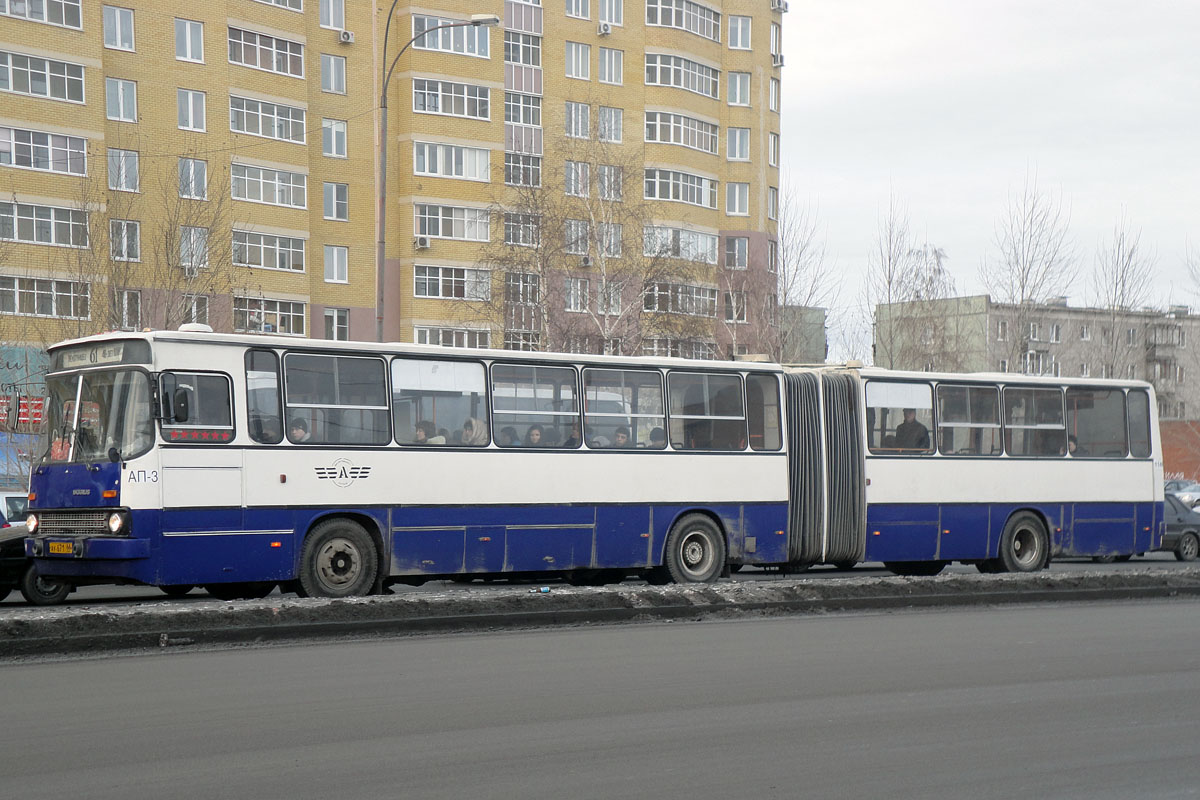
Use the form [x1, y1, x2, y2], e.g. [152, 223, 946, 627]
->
[0, 513, 72, 605]
[1160, 494, 1200, 562]
[1164, 479, 1200, 507]
[0, 491, 28, 521]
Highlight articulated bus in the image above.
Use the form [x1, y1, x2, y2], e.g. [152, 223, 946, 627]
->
[22, 328, 1163, 601]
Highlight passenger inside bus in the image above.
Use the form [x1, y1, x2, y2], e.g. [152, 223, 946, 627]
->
[649, 427, 666, 448]
[499, 426, 519, 446]
[289, 418, 310, 442]
[415, 420, 444, 444]
[564, 421, 581, 447]
[524, 424, 544, 446]
[613, 426, 631, 447]
[461, 417, 488, 446]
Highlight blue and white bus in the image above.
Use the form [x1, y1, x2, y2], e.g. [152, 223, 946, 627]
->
[22, 329, 1163, 601]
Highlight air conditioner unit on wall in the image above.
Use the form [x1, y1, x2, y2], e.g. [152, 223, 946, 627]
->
[338, 29, 355, 44]
[770, 0, 789, 12]
[772, 53, 785, 67]
[597, 22, 612, 35]
[581, 255, 594, 267]
[414, 236, 431, 250]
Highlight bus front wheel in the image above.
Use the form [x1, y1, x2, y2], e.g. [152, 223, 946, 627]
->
[298, 518, 379, 598]
[664, 514, 726, 584]
[998, 512, 1048, 573]
[20, 564, 71, 606]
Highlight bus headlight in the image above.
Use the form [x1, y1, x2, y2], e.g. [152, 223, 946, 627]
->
[26, 513, 38, 533]
[107, 511, 126, 533]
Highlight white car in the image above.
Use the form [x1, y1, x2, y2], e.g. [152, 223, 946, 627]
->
[1165, 480, 1200, 508]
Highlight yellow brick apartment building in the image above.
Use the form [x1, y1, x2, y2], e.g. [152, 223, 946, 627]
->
[0, 0, 785, 370]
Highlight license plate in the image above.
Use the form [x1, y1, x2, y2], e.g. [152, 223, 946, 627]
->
[48, 542, 73, 555]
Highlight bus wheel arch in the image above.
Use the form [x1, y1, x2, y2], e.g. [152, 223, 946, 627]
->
[997, 509, 1050, 573]
[297, 515, 382, 598]
[662, 511, 728, 584]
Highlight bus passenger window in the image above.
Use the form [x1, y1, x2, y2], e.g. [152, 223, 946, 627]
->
[1127, 389, 1151, 458]
[583, 368, 665, 449]
[159, 372, 234, 442]
[936, 385, 1001, 456]
[1003, 387, 1065, 456]
[667, 372, 745, 451]
[747, 373, 782, 451]
[284, 354, 390, 445]
[392, 358, 489, 447]
[246, 349, 283, 444]
[865, 381, 933, 454]
[491, 364, 579, 448]
[1065, 388, 1127, 458]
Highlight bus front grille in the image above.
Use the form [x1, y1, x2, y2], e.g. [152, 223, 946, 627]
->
[36, 511, 111, 536]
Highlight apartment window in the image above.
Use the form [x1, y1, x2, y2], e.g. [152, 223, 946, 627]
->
[415, 205, 489, 241]
[566, 0, 590, 18]
[565, 41, 590, 79]
[183, 294, 208, 325]
[322, 119, 347, 157]
[1050, 323, 1062, 343]
[997, 320, 1008, 341]
[728, 72, 750, 105]
[106, 78, 137, 121]
[320, 54, 346, 93]
[234, 296, 305, 335]
[103, 6, 134, 51]
[770, 78, 779, 111]
[320, 0, 345, 29]
[504, 31, 541, 67]
[175, 19, 203, 62]
[1080, 364, 1090, 378]
[0, 51, 85, 103]
[324, 244, 348, 282]
[598, 164, 622, 200]
[109, 220, 139, 261]
[413, 79, 490, 120]
[233, 230, 305, 272]
[1079, 324, 1091, 341]
[770, 22, 781, 57]
[599, 0, 622, 24]
[643, 225, 718, 264]
[643, 282, 718, 317]
[503, 332, 540, 351]
[0, 202, 88, 247]
[768, 186, 778, 220]
[999, 359, 1009, 373]
[1128, 364, 1137, 379]
[598, 223, 622, 257]
[645, 0, 720, 42]
[254, 0, 302, 9]
[599, 47, 623, 84]
[107, 148, 139, 191]
[728, 127, 749, 160]
[600, 281, 623, 315]
[179, 226, 209, 271]
[644, 111, 718, 154]
[505, 153, 542, 187]
[178, 158, 207, 199]
[0, 127, 86, 175]
[587, 107, 623, 147]
[768, 132, 779, 166]
[323, 182, 348, 221]
[565, 277, 590, 313]
[564, 161, 590, 197]
[729, 16, 751, 48]
[414, 265, 490, 300]
[726, 182, 748, 215]
[1127, 327, 1138, 345]
[504, 92, 541, 125]
[1, 0, 82, 28]
[228, 27, 304, 78]
[504, 213, 540, 247]
[177, 89, 206, 131]
[414, 15, 490, 58]
[566, 101, 590, 138]
[230, 95, 306, 143]
[325, 308, 349, 341]
[724, 291, 747, 323]
[413, 142, 491, 182]
[767, 239, 778, 272]
[644, 168, 718, 209]
[0, 276, 89, 318]
[645, 53, 719, 99]
[725, 236, 747, 268]
[232, 164, 307, 208]
[565, 219, 589, 255]
[114, 289, 140, 330]
[415, 327, 491, 348]
[1028, 322, 1040, 341]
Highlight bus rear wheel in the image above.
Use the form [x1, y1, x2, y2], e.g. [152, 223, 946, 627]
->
[298, 518, 379, 598]
[664, 514, 726, 584]
[20, 564, 71, 606]
[998, 512, 1048, 573]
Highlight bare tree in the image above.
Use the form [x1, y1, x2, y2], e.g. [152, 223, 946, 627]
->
[1084, 214, 1157, 379]
[865, 195, 917, 369]
[980, 171, 1078, 372]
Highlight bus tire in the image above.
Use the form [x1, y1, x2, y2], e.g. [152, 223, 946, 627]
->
[160, 584, 195, 597]
[204, 582, 275, 601]
[664, 514, 726, 584]
[20, 564, 71, 606]
[975, 560, 1000, 574]
[884, 561, 946, 577]
[1175, 532, 1199, 562]
[998, 512, 1047, 573]
[298, 518, 379, 598]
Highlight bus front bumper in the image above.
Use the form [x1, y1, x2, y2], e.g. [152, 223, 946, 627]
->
[26, 535, 150, 560]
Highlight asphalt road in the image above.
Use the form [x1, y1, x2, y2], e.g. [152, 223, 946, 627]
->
[1, 552, 1191, 608]
[3, 600, 1198, 799]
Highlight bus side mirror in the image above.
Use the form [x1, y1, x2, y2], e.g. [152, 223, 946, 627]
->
[173, 388, 190, 423]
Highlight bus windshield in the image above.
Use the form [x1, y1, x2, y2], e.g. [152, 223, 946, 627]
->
[44, 369, 154, 463]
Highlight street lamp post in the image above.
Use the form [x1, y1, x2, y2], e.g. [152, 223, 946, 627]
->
[376, 11, 502, 343]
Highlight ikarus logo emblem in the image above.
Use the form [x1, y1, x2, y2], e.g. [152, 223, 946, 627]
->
[315, 458, 371, 488]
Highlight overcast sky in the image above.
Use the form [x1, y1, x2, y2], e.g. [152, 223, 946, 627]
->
[783, 0, 1200, 349]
